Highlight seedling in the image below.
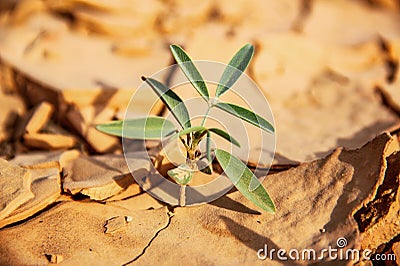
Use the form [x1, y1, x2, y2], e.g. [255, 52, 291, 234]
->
[97, 44, 276, 212]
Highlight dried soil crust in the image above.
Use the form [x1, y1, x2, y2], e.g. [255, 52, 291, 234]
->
[0, 0, 400, 264]
[0, 202, 170, 265]
[0, 133, 399, 264]
[0, 159, 33, 221]
[137, 133, 400, 265]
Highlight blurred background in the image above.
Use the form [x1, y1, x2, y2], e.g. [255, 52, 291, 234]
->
[0, 0, 399, 163]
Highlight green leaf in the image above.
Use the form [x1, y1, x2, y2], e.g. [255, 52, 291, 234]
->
[209, 128, 241, 147]
[178, 126, 207, 137]
[170, 44, 209, 101]
[205, 131, 213, 173]
[215, 149, 275, 213]
[215, 102, 274, 133]
[143, 77, 191, 129]
[215, 44, 254, 98]
[96, 117, 176, 139]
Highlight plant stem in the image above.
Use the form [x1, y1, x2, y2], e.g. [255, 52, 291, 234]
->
[201, 106, 211, 127]
[179, 184, 186, 206]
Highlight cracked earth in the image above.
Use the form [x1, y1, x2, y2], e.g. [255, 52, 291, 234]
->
[1, 0, 400, 265]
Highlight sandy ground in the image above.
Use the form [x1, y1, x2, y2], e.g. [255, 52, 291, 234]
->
[0, 0, 400, 265]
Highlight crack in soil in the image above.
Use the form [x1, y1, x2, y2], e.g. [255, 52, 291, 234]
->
[122, 209, 174, 265]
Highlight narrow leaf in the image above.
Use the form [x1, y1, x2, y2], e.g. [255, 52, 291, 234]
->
[143, 77, 191, 129]
[170, 44, 209, 101]
[96, 117, 176, 139]
[178, 126, 207, 137]
[206, 131, 212, 163]
[209, 128, 241, 147]
[216, 102, 274, 133]
[215, 149, 275, 213]
[216, 44, 254, 98]
[205, 131, 213, 173]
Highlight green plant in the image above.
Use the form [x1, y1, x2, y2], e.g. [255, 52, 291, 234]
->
[96, 44, 275, 213]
